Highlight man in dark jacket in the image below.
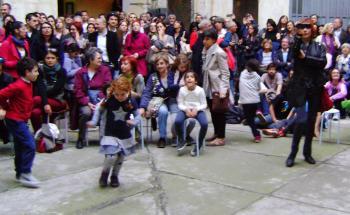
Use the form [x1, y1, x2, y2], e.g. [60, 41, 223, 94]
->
[276, 37, 294, 79]
[88, 17, 120, 77]
[191, 19, 211, 85]
[286, 18, 327, 167]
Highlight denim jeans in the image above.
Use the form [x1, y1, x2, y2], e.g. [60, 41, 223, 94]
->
[158, 104, 169, 139]
[175, 111, 208, 147]
[6, 119, 36, 175]
[259, 94, 270, 116]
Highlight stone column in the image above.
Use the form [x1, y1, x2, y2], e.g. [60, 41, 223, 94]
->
[193, 0, 233, 20]
[258, 0, 290, 28]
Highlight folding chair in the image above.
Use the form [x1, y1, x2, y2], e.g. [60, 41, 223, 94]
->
[319, 108, 341, 144]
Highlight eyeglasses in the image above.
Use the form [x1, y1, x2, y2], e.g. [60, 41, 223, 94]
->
[296, 24, 311, 29]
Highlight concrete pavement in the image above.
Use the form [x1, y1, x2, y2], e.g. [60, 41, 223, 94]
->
[0, 120, 350, 215]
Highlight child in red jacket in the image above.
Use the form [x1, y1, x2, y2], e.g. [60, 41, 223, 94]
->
[0, 57, 40, 188]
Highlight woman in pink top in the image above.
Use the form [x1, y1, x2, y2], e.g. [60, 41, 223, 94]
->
[123, 21, 150, 77]
[324, 69, 348, 118]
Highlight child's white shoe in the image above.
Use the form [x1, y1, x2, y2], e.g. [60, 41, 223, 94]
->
[19, 173, 40, 188]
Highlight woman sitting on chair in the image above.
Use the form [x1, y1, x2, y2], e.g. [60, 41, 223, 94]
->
[74, 47, 112, 149]
[138, 54, 177, 148]
[31, 49, 67, 133]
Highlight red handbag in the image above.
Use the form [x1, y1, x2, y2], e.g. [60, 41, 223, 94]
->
[320, 88, 333, 112]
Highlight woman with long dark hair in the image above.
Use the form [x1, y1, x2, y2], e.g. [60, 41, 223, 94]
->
[30, 22, 61, 63]
[277, 15, 289, 39]
[31, 49, 67, 132]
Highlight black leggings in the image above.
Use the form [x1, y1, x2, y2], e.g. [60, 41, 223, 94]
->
[242, 103, 260, 137]
[290, 88, 322, 158]
[208, 99, 226, 138]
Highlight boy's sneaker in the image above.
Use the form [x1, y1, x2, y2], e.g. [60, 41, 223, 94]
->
[110, 175, 120, 188]
[177, 140, 187, 156]
[18, 173, 40, 188]
[254, 136, 262, 143]
[99, 171, 109, 188]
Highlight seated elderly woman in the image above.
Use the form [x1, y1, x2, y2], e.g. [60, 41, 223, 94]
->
[138, 55, 179, 148]
[74, 47, 112, 149]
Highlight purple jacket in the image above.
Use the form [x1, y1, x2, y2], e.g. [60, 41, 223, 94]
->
[324, 81, 348, 101]
[74, 65, 112, 106]
[123, 32, 150, 77]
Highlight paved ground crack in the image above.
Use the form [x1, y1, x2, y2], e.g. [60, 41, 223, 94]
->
[146, 146, 168, 215]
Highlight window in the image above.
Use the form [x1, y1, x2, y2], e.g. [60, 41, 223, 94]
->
[292, 0, 303, 15]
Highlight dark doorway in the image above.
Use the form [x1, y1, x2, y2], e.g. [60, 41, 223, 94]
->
[234, 0, 258, 23]
[168, 0, 192, 28]
[58, 0, 64, 16]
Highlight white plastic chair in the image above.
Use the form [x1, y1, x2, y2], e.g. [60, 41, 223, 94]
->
[176, 119, 204, 157]
[319, 108, 340, 144]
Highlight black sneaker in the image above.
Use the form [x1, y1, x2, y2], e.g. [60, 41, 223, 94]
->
[76, 139, 84, 149]
[110, 175, 120, 187]
[99, 171, 109, 188]
[177, 139, 186, 156]
[157, 138, 166, 148]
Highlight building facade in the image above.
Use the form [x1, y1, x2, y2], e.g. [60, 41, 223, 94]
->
[2, 0, 349, 28]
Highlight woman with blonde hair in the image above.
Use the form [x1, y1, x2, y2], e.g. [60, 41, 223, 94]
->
[139, 55, 178, 148]
[55, 17, 69, 40]
[315, 23, 340, 69]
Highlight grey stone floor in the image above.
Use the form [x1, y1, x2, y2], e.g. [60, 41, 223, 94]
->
[1, 119, 350, 215]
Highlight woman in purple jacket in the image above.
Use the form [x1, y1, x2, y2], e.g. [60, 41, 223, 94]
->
[74, 47, 112, 149]
[123, 21, 150, 77]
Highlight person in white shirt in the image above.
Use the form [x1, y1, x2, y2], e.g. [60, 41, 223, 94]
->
[81, 11, 89, 34]
[175, 71, 208, 156]
[239, 59, 263, 143]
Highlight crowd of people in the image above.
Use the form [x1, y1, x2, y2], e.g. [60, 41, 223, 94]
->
[0, 2, 349, 188]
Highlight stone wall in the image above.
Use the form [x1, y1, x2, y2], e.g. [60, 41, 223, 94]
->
[6, 0, 58, 22]
[258, 0, 290, 29]
[193, 0, 233, 20]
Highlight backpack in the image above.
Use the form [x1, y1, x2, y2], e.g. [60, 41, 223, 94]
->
[225, 105, 244, 124]
[34, 122, 63, 153]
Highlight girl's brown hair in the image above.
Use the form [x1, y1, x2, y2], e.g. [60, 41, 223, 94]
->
[171, 53, 190, 71]
[108, 77, 132, 97]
